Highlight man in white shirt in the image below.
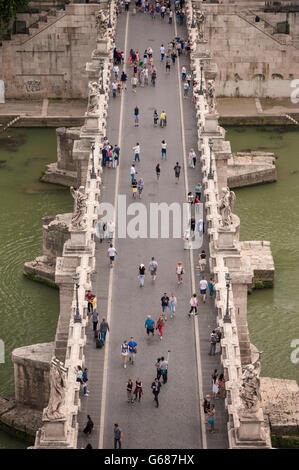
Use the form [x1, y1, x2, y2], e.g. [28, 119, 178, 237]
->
[160, 44, 165, 61]
[107, 220, 115, 241]
[199, 276, 208, 303]
[113, 65, 119, 78]
[133, 143, 140, 162]
[107, 244, 118, 267]
[161, 140, 167, 160]
[130, 164, 136, 184]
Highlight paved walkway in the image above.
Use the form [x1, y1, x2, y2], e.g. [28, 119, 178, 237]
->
[77, 11, 228, 450]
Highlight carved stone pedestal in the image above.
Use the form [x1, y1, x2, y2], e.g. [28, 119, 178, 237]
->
[203, 113, 220, 134]
[42, 417, 67, 441]
[97, 38, 109, 56]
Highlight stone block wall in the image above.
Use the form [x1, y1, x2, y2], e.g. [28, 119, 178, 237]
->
[0, 4, 104, 99]
[202, 3, 299, 97]
[12, 343, 54, 410]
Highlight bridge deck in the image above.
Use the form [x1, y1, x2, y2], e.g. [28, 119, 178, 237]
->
[77, 10, 228, 450]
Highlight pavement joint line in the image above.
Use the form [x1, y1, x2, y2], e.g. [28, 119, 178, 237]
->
[174, 18, 207, 450]
[98, 11, 130, 450]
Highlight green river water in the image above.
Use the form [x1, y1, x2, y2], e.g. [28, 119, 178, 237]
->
[0, 128, 72, 448]
[0, 126, 298, 448]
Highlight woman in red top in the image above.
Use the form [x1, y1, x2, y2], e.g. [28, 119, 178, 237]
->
[156, 315, 165, 340]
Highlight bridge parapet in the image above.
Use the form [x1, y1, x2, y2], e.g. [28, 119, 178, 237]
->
[186, 0, 271, 448]
[34, 0, 118, 449]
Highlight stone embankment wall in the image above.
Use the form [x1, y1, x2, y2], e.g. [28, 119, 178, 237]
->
[200, 2, 299, 97]
[186, 1, 272, 448]
[0, 3, 104, 99]
[227, 152, 277, 188]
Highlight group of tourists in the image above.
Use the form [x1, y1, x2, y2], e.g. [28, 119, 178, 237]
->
[81, 5, 229, 447]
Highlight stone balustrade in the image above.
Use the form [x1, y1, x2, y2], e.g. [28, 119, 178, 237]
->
[34, 1, 118, 449]
[186, 1, 271, 448]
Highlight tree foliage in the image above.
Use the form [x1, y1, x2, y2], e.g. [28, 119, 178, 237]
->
[0, 0, 30, 33]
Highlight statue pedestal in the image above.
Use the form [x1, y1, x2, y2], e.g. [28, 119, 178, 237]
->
[69, 229, 87, 247]
[238, 408, 266, 442]
[204, 113, 220, 134]
[81, 113, 100, 137]
[216, 227, 237, 250]
[97, 39, 109, 56]
[42, 417, 67, 441]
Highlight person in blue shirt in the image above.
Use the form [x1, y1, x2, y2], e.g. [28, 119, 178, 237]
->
[145, 315, 155, 337]
[128, 336, 138, 364]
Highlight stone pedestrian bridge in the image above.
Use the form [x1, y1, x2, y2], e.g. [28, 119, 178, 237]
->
[9, 1, 276, 449]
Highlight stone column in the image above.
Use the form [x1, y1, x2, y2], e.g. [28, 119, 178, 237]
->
[212, 139, 232, 191]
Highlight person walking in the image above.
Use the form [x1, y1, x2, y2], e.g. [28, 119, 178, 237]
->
[120, 340, 129, 368]
[199, 276, 208, 303]
[174, 162, 181, 183]
[176, 261, 184, 284]
[189, 148, 196, 168]
[212, 369, 219, 399]
[128, 337, 138, 364]
[171, 48, 177, 64]
[132, 177, 138, 199]
[183, 81, 189, 98]
[137, 177, 144, 199]
[151, 68, 157, 86]
[86, 290, 94, 314]
[114, 424, 123, 449]
[145, 315, 155, 337]
[134, 105, 139, 126]
[134, 378, 143, 401]
[181, 65, 186, 81]
[208, 277, 215, 298]
[160, 110, 167, 127]
[153, 109, 159, 126]
[107, 220, 115, 241]
[138, 263, 145, 287]
[161, 140, 167, 160]
[152, 378, 161, 407]
[133, 142, 140, 162]
[160, 356, 168, 384]
[218, 373, 226, 398]
[99, 317, 110, 345]
[91, 310, 99, 331]
[199, 250, 207, 272]
[97, 220, 106, 245]
[188, 293, 198, 317]
[107, 244, 118, 267]
[149, 256, 158, 280]
[165, 56, 171, 72]
[195, 182, 201, 200]
[82, 368, 89, 396]
[156, 315, 165, 340]
[169, 293, 177, 318]
[208, 405, 215, 434]
[83, 415, 94, 435]
[131, 75, 138, 93]
[160, 293, 170, 318]
[202, 395, 211, 424]
[209, 330, 217, 356]
[155, 163, 161, 181]
[121, 70, 127, 90]
[126, 378, 134, 403]
[160, 44, 165, 61]
[155, 358, 162, 380]
[130, 164, 136, 184]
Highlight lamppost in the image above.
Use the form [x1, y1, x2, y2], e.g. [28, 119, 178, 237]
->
[99, 59, 105, 95]
[191, 3, 195, 28]
[90, 138, 96, 179]
[72, 273, 82, 324]
[199, 59, 204, 95]
[108, 0, 112, 29]
[223, 273, 232, 323]
[208, 137, 214, 180]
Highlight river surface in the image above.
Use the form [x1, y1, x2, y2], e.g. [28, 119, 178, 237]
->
[226, 126, 299, 384]
[0, 128, 72, 448]
[0, 126, 298, 448]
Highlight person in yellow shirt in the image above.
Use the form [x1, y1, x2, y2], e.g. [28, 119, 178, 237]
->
[91, 295, 97, 312]
[160, 110, 167, 127]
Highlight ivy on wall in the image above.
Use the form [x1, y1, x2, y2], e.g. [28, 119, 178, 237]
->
[0, 0, 30, 35]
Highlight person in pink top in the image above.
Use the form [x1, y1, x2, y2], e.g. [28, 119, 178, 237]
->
[188, 293, 198, 318]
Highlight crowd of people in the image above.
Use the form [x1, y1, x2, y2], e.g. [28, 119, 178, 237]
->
[81, 1, 227, 448]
